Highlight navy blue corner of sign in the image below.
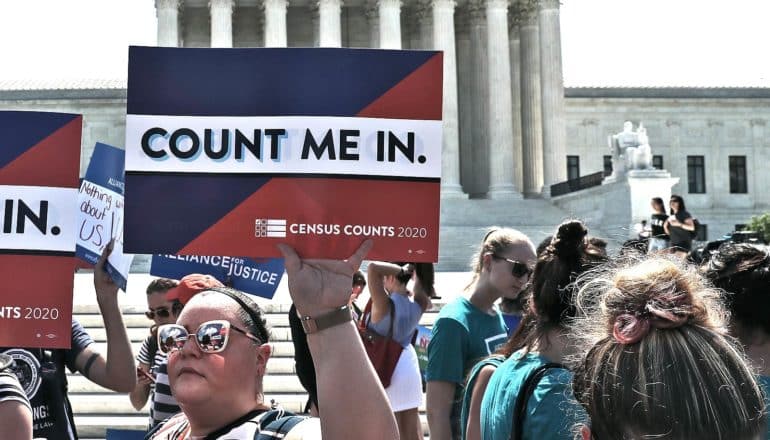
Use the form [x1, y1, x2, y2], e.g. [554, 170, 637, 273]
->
[123, 172, 269, 253]
[0, 111, 79, 170]
[126, 46, 438, 117]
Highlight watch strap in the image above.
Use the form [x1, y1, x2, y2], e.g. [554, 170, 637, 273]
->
[301, 305, 353, 334]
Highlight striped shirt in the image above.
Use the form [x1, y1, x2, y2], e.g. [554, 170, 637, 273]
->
[137, 334, 180, 428]
[0, 370, 31, 411]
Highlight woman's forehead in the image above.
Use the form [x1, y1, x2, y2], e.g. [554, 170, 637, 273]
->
[502, 242, 536, 262]
[177, 297, 240, 327]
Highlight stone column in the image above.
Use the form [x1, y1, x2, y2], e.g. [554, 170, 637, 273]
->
[378, 0, 402, 49]
[456, 7, 474, 194]
[210, 0, 234, 47]
[417, 0, 433, 49]
[519, 4, 543, 197]
[156, 0, 181, 47]
[433, 0, 464, 198]
[509, 9, 524, 191]
[264, 0, 289, 47]
[318, 0, 343, 47]
[466, 1, 488, 196]
[538, 0, 566, 196]
[485, 0, 518, 198]
[365, 1, 380, 48]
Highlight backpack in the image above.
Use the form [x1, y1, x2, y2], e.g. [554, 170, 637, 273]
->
[255, 409, 311, 440]
[510, 362, 564, 440]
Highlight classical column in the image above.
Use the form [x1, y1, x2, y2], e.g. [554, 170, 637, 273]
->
[378, 0, 402, 49]
[485, 0, 518, 198]
[433, 0, 464, 198]
[264, 0, 288, 47]
[519, 4, 543, 196]
[509, 9, 524, 191]
[318, 0, 343, 47]
[209, 0, 234, 48]
[538, 0, 566, 195]
[467, 1, 489, 195]
[156, 0, 181, 47]
[365, 1, 380, 48]
[456, 7, 474, 194]
[417, 0, 433, 49]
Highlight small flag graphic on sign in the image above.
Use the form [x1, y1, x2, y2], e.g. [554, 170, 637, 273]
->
[255, 219, 287, 238]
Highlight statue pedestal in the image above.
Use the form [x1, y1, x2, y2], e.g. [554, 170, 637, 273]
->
[598, 169, 679, 240]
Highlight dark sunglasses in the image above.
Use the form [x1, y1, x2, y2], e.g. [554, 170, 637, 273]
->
[145, 307, 171, 320]
[492, 254, 533, 278]
[157, 320, 262, 354]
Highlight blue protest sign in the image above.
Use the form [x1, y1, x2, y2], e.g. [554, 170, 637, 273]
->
[76, 142, 133, 290]
[150, 255, 284, 299]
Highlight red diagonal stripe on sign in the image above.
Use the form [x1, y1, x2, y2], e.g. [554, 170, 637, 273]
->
[177, 177, 440, 261]
[0, 116, 82, 187]
[356, 53, 443, 121]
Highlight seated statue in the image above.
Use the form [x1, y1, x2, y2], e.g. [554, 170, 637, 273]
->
[628, 124, 653, 170]
[608, 121, 654, 179]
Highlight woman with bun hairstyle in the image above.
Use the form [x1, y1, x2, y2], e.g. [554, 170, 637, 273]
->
[703, 242, 770, 438]
[571, 257, 766, 440]
[365, 261, 434, 440]
[426, 228, 536, 440]
[472, 220, 604, 440]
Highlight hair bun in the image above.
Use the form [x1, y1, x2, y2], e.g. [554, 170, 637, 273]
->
[551, 220, 588, 259]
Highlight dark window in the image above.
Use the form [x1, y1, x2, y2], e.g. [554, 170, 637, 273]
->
[695, 223, 708, 241]
[652, 155, 663, 170]
[687, 156, 706, 193]
[735, 224, 746, 232]
[603, 155, 612, 177]
[729, 156, 747, 193]
[567, 156, 580, 181]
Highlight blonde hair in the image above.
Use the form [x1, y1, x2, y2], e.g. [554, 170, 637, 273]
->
[465, 227, 534, 291]
[570, 257, 766, 439]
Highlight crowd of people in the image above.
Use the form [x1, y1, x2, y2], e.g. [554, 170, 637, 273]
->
[1, 215, 769, 439]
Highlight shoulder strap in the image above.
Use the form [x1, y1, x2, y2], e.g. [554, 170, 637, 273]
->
[255, 409, 309, 440]
[360, 297, 397, 338]
[510, 362, 564, 440]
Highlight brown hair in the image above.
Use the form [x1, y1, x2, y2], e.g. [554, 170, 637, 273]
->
[571, 257, 766, 439]
[465, 227, 534, 291]
[497, 220, 603, 356]
[146, 277, 178, 295]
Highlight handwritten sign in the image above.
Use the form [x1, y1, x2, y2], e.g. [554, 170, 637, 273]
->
[151, 254, 284, 299]
[413, 325, 432, 383]
[124, 47, 442, 262]
[76, 143, 133, 290]
[0, 111, 81, 349]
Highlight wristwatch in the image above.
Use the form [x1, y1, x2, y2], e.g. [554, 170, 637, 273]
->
[300, 305, 353, 334]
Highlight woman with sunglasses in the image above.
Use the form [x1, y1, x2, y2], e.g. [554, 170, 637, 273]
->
[664, 194, 696, 258]
[470, 220, 605, 440]
[365, 261, 434, 440]
[426, 227, 536, 440]
[571, 257, 766, 440]
[148, 240, 399, 440]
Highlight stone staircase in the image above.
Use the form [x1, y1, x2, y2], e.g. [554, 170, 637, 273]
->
[71, 300, 444, 439]
[438, 198, 615, 271]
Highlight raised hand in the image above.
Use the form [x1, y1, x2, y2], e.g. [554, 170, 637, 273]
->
[277, 240, 373, 317]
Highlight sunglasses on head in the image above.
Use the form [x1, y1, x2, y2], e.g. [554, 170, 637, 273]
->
[158, 320, 262, 354]
[145, 307, 171, 320]
[492, 254, 533, 278]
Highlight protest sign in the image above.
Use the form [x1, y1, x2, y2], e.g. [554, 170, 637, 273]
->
[150, 254, 284, 299]
[76, 143, 133, 291]
[413, 325, 432, 383]
[0, 111, 81, 348]
[124, 47, 442, 262]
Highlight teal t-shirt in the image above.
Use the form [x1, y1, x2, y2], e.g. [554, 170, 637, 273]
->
[480, 350, 584, 440]
[460, 355, 506, 440]
[760, 375, 770, 439]
[426, 297, 508, 435]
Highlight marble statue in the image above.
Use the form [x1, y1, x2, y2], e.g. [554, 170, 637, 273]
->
[608, 121, 654, 179]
